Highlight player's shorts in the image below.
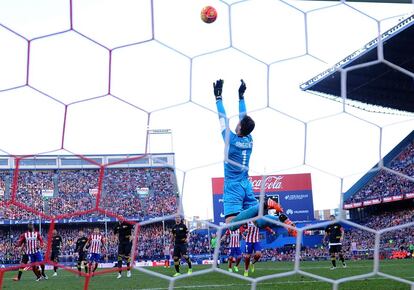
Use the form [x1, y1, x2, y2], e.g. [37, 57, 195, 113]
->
[88, 253, 101, 263]
[173, 244, 188, 257]
[228, 247, 241, 257]
[223, 178, 257, 217]
[29, 252, 43, 263]
[329, 244, 342, 254]
[21, 254, 29, 264]
[118, 240, 132, 257]
[78, 252, 87, 262]
[51, 251, 60, 262]
[245, 242, 261, 254]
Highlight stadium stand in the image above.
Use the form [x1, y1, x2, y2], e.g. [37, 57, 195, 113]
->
[0, 167, 178, 220]
[344, 130, 414, 208]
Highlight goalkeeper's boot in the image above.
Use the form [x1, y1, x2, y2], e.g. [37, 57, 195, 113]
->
[173, 272, 181, 277]
[233, 266, 239, 272]
[264, 196, 283, 213]
[279, 213, 297, 237]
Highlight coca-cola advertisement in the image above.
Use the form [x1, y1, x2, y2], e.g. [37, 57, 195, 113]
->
[211, 173, 314, 225]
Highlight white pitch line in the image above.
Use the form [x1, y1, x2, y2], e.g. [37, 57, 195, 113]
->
[137, 275, 414, 290]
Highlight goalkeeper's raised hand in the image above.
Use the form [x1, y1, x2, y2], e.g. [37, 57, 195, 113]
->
[213, 79, 224, 100]
[238, 79, 246, 100]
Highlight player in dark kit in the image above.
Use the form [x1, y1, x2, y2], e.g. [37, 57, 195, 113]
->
[324, 215, 346, 270]
[75, 230, 89, 275]
[114, 221, 134, 279]
[171, 215, 192, 277]
[51, 229, 63, 277]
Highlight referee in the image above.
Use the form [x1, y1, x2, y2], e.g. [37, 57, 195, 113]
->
[172, 215, 192, 277]
[324, 215, 346, 270]
[115, 221, 134, 279]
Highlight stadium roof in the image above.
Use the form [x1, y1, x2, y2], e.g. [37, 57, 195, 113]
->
[301, 14, 414, 114]
[308, 0, 412, 3]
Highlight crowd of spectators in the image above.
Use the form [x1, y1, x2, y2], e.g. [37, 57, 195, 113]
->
[346, 142, 414, 204]
[0, 222, 171, 264]
[1, 207, 414, 265]
[0, 167, 178, 220]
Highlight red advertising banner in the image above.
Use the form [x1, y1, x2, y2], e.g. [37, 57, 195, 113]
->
[212, 173, 313, 224]
[372, 199, 381, 204]
[344, 193, 414, 209]
[212, 173, 312, 194]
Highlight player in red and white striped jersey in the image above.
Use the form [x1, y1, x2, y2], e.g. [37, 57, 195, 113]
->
[244, 222, 260, 243]
[14, 223, 47, 281]
[241, 221, 275, 277]
[86, 228, 106, 275]
[222, 229, 242, 273]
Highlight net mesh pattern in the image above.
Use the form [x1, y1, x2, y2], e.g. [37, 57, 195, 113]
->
[0, 0, 413, 289]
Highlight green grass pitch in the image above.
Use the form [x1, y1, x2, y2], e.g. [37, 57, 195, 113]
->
[2, 259, 414, 290]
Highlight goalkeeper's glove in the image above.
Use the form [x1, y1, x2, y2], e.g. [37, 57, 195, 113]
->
[213, 79, 224, 100]
[238, 79, 246, 100]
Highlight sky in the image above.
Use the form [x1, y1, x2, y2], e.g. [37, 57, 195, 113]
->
[0, 0, 413, 220]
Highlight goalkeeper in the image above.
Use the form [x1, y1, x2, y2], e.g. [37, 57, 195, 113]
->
[213, 79, 296, 236]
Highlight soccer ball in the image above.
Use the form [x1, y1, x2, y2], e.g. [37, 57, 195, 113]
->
[201, 6, 217, 24]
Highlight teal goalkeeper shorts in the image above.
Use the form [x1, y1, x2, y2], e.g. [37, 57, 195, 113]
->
[223, 178, 258, 217]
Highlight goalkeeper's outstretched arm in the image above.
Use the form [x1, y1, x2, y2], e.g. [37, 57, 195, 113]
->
[213, 79, 228, 138]
[238, 79, 247, 120]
